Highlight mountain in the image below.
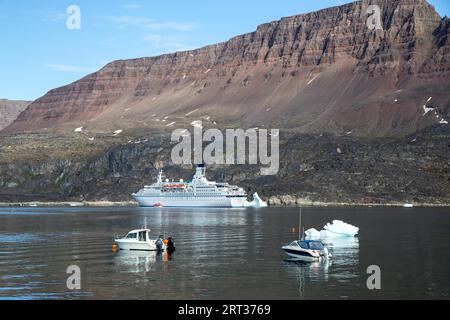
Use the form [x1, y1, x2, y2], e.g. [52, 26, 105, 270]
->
[3, 0, 449, 137]
[0, 99, 30, 131]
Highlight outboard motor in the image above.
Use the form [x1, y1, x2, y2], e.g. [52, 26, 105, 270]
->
[167, 237, 176, 253]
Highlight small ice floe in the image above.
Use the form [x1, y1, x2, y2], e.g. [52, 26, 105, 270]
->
[305, 220, 359, 240]
[440, 119, 449, 125]
[166, 122, 176, 127]
[244, 193, 268, 208]
[74, 127, 83, 133]
[113, 130, 123, 136]
[423, 105, 434, 116]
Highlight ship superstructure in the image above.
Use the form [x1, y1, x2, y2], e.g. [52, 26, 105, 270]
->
[132, 165, 248, 208]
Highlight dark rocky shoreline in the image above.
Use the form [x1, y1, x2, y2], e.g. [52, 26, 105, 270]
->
[1, 125, 448, 205]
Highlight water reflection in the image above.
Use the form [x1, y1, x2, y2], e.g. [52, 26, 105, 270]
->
[283, 237, 360, 298]
[113, 251, 175, 274]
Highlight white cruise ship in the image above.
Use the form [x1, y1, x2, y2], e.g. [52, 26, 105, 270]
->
[132, 165, 248, 208]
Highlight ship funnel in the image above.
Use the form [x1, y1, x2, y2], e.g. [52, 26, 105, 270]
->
[194, 164, 206, 178]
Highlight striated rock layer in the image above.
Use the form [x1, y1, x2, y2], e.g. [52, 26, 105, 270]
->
[3, 0, 449, 137]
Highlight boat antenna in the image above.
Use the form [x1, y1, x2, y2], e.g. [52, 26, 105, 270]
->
[299, 208, 302, 240]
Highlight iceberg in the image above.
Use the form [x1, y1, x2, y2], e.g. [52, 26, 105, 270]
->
[244, 193, 268, 208]
[305, 220, 359, 240]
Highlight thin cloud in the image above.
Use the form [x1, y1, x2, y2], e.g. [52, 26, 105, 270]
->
[46, 64, 97, 74]
[123, 3, 144, 10]
[142, 34, 198, 52]
[105, 15, 196, 32]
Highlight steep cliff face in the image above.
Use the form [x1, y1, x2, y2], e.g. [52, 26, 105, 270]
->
[3, 0, 448, 136]
[0, 99, 30, 131]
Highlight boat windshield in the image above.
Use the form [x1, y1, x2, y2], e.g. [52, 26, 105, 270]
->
[126, 233, 137, 239]
[308, 241, 324, 250]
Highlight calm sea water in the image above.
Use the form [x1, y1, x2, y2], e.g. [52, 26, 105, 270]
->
[0, 206, 449, 300]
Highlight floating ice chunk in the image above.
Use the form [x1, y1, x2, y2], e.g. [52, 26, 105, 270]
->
[113, 130, 123, 136]
[305, 220, 359, 240]
[74, 127, 83, 133]
[324, 220, 359, 237]
[305, 228, 321, 240]
[244, 193, 268, 208]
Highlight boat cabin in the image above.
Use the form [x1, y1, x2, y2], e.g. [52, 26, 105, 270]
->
[125, 229, 151, 242]
[289, 240, 325, 251]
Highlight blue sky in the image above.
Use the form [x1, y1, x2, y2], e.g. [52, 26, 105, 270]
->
[0, 0, 448, 101]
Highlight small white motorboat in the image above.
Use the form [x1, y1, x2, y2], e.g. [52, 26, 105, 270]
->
[114, 228, 174, 252]
[282, 240, 331, 262]
[282, 208, 331, 262]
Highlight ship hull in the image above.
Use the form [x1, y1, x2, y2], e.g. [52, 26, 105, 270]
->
[133, 195, 247, 208]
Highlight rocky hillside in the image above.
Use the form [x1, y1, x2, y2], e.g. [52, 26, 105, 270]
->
[0, 99, 30, 131]
[2, 0, 449, 137]
[0, 124, 448, 204]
